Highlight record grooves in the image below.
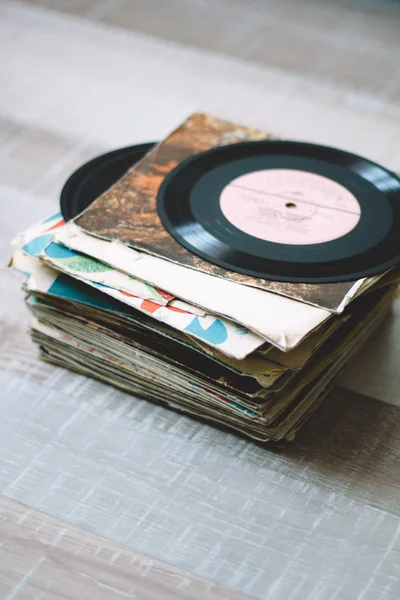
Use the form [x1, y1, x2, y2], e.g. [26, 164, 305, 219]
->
[60, 143, 156, 221]
[157, 140, 400, 283]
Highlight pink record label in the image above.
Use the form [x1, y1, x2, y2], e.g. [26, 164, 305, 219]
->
[219, 169, 361, 245]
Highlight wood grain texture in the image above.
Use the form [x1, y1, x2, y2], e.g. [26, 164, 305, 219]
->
[26, 0, 400, 111]
[2, 1, 400, 598]
[2, 1, 400, 168]
[1, 367, 400, 598]
[0, 497, 249, 600]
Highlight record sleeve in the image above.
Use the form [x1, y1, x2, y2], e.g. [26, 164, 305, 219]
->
[74, 113, 381, 311]
[61, 143, 156, 221]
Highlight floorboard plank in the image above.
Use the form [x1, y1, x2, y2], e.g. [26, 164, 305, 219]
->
[1, 371, 400, 598]
[0, 496, 248, 600]
[25, 0, 400, 106]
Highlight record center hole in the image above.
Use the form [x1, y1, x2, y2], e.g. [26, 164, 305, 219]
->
[285, 202, 297, 209]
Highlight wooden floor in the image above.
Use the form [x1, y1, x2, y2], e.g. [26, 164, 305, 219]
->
[1, 1, 400, 598]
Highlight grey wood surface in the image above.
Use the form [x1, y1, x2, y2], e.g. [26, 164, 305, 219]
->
[0, 497, 248, 599]
[1, 1, 400, 598]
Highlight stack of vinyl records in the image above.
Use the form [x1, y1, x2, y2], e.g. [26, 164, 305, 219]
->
[10, 113, 400, 443]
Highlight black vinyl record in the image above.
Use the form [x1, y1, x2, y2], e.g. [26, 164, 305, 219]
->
[60, 143, 156, 221]
[157, 140, 400, 283]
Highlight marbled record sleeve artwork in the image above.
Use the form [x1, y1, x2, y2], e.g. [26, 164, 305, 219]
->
[75, 112, 362, 312]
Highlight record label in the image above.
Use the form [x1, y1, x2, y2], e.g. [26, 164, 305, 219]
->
[155, 139, 400, 282]
[219, 169, 361, 245]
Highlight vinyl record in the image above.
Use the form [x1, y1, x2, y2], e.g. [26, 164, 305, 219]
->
[60, 143, 156, 221]
[157, 140, 400, 283]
